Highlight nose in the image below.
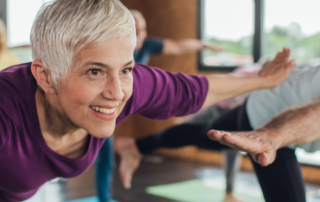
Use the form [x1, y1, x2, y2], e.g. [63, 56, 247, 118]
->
[102, 75, 124, 101]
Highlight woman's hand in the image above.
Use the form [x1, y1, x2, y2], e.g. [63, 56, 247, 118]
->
[207, 130, 278, 166]
[257, 48, 296, 88]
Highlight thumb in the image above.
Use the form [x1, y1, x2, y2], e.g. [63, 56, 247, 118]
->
[258, 150, 276, 167]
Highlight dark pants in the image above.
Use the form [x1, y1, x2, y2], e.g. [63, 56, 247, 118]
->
[136, 103, 306, 202]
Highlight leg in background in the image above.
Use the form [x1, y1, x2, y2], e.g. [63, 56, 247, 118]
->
[135, 105, 244, 154]
[96, 137, 114, 202]
[250, 148, 306, 202]
[116, 105, 245, 190]
[223, 150, 245, 202]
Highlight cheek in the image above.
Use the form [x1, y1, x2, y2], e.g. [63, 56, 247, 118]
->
[121, 78, 133, 101]
[59, 80, 103, 109]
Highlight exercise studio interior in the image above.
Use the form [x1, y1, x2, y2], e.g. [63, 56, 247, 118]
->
[1, 0, 320, 202]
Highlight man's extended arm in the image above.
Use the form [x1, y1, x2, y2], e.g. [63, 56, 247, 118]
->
[207, 97, 320, 166]
[201, 48, 295, 108]
[162, 39, 223, 55]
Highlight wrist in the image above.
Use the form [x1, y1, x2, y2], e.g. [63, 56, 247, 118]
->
[250, 76, 268, 90]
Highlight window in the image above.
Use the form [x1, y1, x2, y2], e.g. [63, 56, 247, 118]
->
[6, 0, 53, 62]
[199, 0, 255, 71]
[7, 0, 52, 47]
[199, 0, 320, 70]
[265, 0, 320, 66]
[200, 0, 320, 166]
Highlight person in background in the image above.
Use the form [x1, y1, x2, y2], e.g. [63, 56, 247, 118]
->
[95, 8, 226, 202]
[115, 64, 262, 202]
[0, 0, 294, 201]
[0, 19, 20, 71]
[131, 9, 223, 64]
[115, 60, 320, 202]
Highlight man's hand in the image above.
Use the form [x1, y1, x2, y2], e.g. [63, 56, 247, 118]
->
[257, 48, 295, 88]
[207, 130, 278, 166]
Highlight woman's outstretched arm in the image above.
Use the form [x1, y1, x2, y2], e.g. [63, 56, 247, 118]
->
[202, 48, 295, 108]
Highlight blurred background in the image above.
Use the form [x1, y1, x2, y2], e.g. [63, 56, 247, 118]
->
[1, 0, 320, 202]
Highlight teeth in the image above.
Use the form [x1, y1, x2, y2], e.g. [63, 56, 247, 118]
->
[90, 106, 116, 114]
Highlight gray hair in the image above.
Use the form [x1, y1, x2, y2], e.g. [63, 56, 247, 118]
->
[31, 0, 136, 86]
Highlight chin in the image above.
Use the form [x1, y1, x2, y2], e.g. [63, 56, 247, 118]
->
[86, 125, 115, 138]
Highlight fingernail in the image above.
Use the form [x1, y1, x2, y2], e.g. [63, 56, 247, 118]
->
[216, 130, 221, 133]
[225, 133, 231, 136]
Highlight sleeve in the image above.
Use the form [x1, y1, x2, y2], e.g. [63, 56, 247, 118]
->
[0, 107, 10, 150]
[144, 38, 164, 54]
[128, 64, 208, 120]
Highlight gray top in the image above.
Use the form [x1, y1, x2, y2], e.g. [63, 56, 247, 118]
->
[246, 66, 320, 152]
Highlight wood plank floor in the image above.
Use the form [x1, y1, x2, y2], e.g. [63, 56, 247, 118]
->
[65, 155, 221, 202]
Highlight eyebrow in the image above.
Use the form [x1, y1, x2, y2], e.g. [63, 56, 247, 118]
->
[86, 60, 134, 69]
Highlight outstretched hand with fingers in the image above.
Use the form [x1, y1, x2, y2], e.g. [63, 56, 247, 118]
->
[207, 130, 278, 166]
[257, 47, 295, 88]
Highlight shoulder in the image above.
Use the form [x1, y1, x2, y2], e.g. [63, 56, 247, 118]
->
[144, 37, 164, 45]
[0, 63, 36, 105]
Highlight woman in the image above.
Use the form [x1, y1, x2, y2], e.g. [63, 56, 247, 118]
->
[0, 0, 294, 201]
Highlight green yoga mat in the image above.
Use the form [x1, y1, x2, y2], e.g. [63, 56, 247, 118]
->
[146, 179, 265, 202]
[65, 196, 118, 202]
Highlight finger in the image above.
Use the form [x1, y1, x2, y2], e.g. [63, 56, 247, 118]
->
[274, 48, 289, 64]
[283, 48, 290, 62]
[273, 51, 282, 63]
[258, 152, 269, 167]
[221, 132, 256, 151]
[207, 130, 225, 140]
[275, 48, 287, 64]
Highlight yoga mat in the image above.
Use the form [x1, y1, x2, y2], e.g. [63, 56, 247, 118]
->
[146, 179, 265, 202]
[65, 196, 118, 202]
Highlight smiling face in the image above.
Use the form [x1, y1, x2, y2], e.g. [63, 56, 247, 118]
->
[55, 37, 135, 138]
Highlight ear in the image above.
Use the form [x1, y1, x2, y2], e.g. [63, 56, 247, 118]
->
[31, 60, 57, 94]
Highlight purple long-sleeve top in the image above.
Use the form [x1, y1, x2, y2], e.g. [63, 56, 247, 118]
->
[0, 63, 208, 201]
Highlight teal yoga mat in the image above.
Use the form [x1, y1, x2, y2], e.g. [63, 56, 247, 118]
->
[65, 196, 118, 202]
[146, 179, 265, 202]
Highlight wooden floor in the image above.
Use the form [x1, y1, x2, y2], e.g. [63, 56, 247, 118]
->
[63, 155, 320, 202]
[65, 155, 223, 202]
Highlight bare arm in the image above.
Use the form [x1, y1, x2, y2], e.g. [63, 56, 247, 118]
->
[201, 48, 295, 108]
[162, 39, 223, 55]
[207, 97, 320, 166]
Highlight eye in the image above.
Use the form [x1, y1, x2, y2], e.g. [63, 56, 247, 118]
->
[121, 67, 133, 75]
[88, 69, 102, 76]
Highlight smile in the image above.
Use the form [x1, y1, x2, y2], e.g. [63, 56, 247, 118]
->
[90, 106, 116, 115]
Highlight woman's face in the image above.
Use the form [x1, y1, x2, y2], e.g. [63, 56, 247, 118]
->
[56, 37, 135, 138]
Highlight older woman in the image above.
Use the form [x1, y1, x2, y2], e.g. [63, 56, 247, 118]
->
[0, 0, 294, 201]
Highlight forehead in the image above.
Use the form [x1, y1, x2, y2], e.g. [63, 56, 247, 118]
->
[75, 37, 135, 67]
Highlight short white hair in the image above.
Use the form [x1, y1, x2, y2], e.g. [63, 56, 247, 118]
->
[31, 0, 136, 86]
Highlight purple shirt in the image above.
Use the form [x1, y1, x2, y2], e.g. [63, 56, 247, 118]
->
[0, 63, 208, 201]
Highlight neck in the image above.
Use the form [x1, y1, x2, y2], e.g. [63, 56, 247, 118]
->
[35, 87, 82, 137]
